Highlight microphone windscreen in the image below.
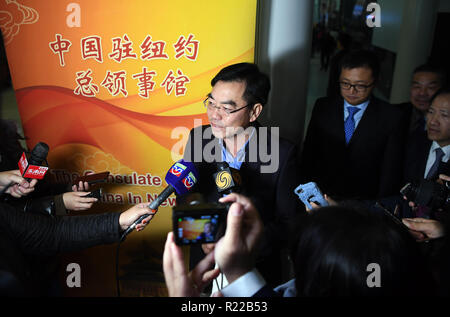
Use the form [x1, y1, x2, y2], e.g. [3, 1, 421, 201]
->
[165, 160, 199, 196]
[29, 142, 49, 165]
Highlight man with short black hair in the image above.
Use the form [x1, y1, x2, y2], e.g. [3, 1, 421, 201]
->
[396, 64, 447, 136]
[300, 50, 405, 200]
[181, 62, 303, 289]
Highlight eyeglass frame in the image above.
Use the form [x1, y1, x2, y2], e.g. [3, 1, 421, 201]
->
[338, 81, 375, 92]
[203, 97, 252, 115]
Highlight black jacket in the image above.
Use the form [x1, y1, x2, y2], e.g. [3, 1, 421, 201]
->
[0, 202, 121, 295]
[300, 96, 406, 200]
[181, 123, 304, 286]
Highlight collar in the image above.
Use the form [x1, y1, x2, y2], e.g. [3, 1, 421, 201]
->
[430, 141, 450, 162]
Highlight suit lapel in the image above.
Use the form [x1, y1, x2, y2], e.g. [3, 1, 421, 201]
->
[331, 98, 346, 145]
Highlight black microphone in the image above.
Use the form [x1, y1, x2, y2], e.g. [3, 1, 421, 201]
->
[213, 161, 242, 195]
[22, 142, 49, 181]
[0, 142, 49, 195]
[120, 159, 199, 240]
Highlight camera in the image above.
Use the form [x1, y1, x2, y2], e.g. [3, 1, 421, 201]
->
[172, 202, 229, 245]
[400, 179, 450, 211]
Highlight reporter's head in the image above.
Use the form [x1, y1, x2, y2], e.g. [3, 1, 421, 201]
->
[290, 206, 435, 296]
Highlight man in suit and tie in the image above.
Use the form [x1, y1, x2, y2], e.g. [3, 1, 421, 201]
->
[300, 49, 405, 201]
[180, 63, 303, 289]
[404, 88, 450, 186]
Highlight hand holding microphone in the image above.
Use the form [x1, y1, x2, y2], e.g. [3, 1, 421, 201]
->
[120, 159, 199, 240]
[0, 142, 49, 196]
[0, 170, 37, 198]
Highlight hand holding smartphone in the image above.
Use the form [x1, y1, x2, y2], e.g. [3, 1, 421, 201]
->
[294, 182, 329, 210]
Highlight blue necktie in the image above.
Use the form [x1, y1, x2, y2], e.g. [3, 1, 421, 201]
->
[344, 107, 361, 144]
[426, 148, 445, 180]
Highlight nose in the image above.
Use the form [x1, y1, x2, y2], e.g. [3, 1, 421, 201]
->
[427, 112, 438, 126]
[207, 105, 222, 120]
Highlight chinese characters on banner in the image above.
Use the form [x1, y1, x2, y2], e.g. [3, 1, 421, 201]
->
[49, 33, 198, 99]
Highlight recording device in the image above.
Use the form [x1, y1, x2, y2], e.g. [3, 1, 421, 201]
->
[18, 142, 49, 181]
[0, 142, 49, 196]
[375, 201, 410, 231]
[172, 202, 229, 245]
[120, 159, 199, 240]
[72, 172, 110, 185]
[294, 182, 329, 210]
[82, 188, 102, 199]
[213, 161, 242, 194]
[400, 179, 450, 211]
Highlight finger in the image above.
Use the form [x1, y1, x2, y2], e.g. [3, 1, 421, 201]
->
[218, 193, 238, 204]
[163, 232, 175, 286]
[78, 197, 98, 203]
[201, 267, 221, 286]
[191, 251, 216, 288]
[223, 203, 244, 247]
[211, 291, 224, 297]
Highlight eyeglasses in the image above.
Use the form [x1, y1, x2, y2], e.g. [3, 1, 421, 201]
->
[203, 98, 251, 115]
[339, 81, 374, 92]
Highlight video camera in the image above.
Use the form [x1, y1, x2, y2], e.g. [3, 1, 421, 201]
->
[400, 179, 450, 211]
[172, 201, 229, 246]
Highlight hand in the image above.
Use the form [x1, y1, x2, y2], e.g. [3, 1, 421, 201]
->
[72, 172, 94, 192]
[214, 193, 263, 283]
[307, 194, 336, 211]
[72, 181, 90, 192]
[402, 218, 445, 242]
[0, 170, 38, 198]
[163, 232, 220, 297]
[118, 203, 156, 231]
[62, 191, 97, 211]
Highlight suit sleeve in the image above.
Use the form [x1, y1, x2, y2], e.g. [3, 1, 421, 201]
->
[0, 203, 121, 256]
[378, 108, 407, 197]
[271, 143, 305, 246]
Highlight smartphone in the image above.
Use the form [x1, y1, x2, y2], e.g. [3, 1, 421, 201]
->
[294, 182, 328, 210]
[172, 202, 228, 245]
[72, 172, 110, 185]
[82, 188, 102, 199]
[375, 201, 409, 231]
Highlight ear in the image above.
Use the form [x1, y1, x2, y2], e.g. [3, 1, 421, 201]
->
[249, 103, 263, 122]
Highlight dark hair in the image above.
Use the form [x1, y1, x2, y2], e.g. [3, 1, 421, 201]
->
[413, 64, 448, 88]
[430, 86, 450, 105]
[211, 63, 271, 106]
[290, 206, 434, 296]
[339, 49, 380, 82]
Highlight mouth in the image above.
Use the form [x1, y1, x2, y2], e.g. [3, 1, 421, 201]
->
[428, 127, 440, 135]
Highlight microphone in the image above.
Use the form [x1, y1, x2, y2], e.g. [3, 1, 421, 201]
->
[0, 142, 49, 195]
[120, 159, 199, 240]
[18, 142, 50, 181]
[213, 161, 242, 195]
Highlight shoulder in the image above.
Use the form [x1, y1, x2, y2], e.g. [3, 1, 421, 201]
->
[370, 96, 403, 118]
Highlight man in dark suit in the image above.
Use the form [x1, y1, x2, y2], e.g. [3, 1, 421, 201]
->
[396, 64, 446, 138]
[180, 63, 303, 288]
[300, 50, 405, 201]
[404, 88, 450, 189]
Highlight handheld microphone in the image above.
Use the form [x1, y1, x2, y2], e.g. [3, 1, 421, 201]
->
[120, 159, 199, 240]
[18, 142, 50, 181]
[213, 161, 242, 195]
[0, 142, 49, 195]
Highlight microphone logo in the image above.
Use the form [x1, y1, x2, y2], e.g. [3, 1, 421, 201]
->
[182, 172, 197, 189]
[170, 162, 187, 177]
[215, 170, 232, 190]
